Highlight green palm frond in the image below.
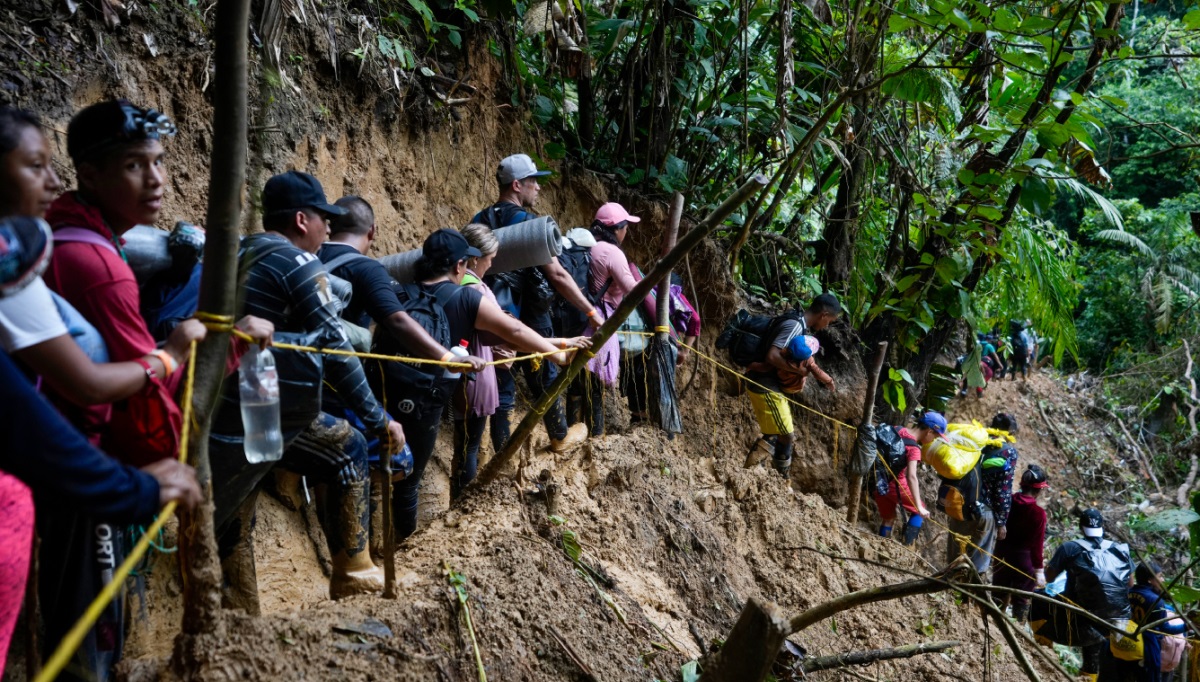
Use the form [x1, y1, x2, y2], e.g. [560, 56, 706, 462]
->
[994, 221, 1080, 364]
[1096, 229, 1157, 259]
[1155, 274, 1173, 333]
[1057, 177, 1124, 230]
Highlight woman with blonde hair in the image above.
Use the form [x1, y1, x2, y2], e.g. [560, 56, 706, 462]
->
[450, 223, 589, 498]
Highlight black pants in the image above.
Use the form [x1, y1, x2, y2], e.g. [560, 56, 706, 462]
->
[36, 511, 124, 682]
[392, 405, 444, 541]
[496, 323, 568, 441]
[568, 371, 605, 436]
[451, 415, 489, 499]
[621, 350, 650, 417]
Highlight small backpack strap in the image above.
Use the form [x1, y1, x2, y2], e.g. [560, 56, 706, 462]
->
[323, 250, 369, 274]
[54, 227, 121, 257]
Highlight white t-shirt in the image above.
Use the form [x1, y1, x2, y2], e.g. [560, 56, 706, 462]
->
[0, 277, 68, 353]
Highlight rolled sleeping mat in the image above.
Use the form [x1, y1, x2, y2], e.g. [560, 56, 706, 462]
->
[488, 215, 564, 274]
[122, 225, 173, 281]
[379, 216, 565, 283]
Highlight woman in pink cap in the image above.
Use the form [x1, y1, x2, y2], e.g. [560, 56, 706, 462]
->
[578, 202, 641, 436]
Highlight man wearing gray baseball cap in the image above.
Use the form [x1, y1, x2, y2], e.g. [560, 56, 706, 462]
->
[470, 153, 594, 453]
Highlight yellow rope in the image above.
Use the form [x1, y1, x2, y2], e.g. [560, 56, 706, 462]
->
[35, 338, 200, 682]
[197, 313, 565, 369]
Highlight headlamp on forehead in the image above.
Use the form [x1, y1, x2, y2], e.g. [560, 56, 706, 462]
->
[66, 99, 177, 164]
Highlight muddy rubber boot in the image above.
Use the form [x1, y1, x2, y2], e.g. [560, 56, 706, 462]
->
[368, 469, 387, 563]
[1012, 601, 1030, 624]
[219, 496, 261, 616]
[327, 479, 384, 600]
[550, 423, 588, 453]
[744, 436, 776, 468]
[270, 469, 306, 511]
[771, 441, 793, 479]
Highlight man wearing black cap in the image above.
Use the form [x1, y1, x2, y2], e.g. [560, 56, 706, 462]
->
[471, 153, 593, 451]
[1044, 509, 1136, 681]
[209, 170, 405, 606]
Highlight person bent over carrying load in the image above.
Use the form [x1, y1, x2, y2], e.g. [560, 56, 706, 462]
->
[718, 293, 840, 479]
[913, 411, 997, 574]
[867, 423, 928, 545]
[1038, 509, 1136, 682]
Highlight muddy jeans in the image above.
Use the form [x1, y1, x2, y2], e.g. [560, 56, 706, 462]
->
[945, 505, 996, 574]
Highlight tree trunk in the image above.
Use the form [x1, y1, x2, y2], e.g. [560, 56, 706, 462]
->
[178, 0, 253, 639]
[821, 105, 870, 289]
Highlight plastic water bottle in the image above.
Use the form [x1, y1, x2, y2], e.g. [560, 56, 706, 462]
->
[444, 339, 472, 379]
[239, 345, 283, 463]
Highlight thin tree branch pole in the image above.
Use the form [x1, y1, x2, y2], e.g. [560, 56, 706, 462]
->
[847, 341, 888, 524]
[728, 90, 852, 270]
[792, 545, 1075, 681]
[655, 192, 685, 337]
[1178, 340, 1199, 506]
[787, 568, 961, 635]
[179, 0, 252, 637]
[468, 175, 769, 491]
[799, 640, 962, 674]
[1094, 404, 1161, 492]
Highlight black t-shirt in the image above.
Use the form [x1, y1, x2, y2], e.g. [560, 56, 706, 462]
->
[317, 242, 405, 328]
[425, 280, 483, 349]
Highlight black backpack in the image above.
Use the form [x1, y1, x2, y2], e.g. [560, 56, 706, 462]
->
[1066, 538, 1134, 620]
[871, 426, 917, 497]
[551, 242, 612, 337]
[716, 308, 804, 367]
[368, 282, 462, 415]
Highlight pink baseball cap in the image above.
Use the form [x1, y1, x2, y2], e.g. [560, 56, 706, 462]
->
[595, 202, 641, 226]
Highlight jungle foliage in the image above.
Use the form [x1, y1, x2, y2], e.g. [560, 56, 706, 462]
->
[361, 0, 1199, 404]
[479, 0, 1200, 406]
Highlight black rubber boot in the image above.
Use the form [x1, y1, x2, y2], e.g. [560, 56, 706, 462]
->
[1012, 601, 1030, 624]
[772, 441, 794, 479]
[903, 518, 922, 545]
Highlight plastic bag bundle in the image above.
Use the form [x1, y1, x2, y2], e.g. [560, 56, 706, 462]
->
[923, 430, 983, 479]
[851, 423, 877, 477]
[947, 420, 1006, 448]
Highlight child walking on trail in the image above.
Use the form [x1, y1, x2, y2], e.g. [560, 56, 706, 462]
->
[869, 424, 929, 545]
[742, 293, 840, 478]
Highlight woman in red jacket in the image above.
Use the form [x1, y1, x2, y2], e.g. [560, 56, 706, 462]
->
[992, 464, 1050, 623]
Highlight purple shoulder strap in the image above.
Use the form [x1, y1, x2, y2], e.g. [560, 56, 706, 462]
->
[54, 227, 120, 256]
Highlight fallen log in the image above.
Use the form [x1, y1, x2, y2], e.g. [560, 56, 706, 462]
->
[799, 640, 961, 674]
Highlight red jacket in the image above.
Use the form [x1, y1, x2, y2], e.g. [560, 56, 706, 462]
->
[993, 492, 1047, 569]
[43, 193, 163, 444]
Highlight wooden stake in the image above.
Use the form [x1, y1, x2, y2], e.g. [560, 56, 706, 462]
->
[846, 341, 888, 525]
[464, 174, 769, 494]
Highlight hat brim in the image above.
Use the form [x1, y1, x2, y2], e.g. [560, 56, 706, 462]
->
[1029, 481, 1050, 489]
[466, 246, 483, 258]
[528, 170, 552, 177]
[313, 203, 349, 217]
[624, 215, 641, 223]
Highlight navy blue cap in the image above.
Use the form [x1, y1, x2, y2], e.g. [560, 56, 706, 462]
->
[262, 171, 348, 218]
[422, 228, 482, 267]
